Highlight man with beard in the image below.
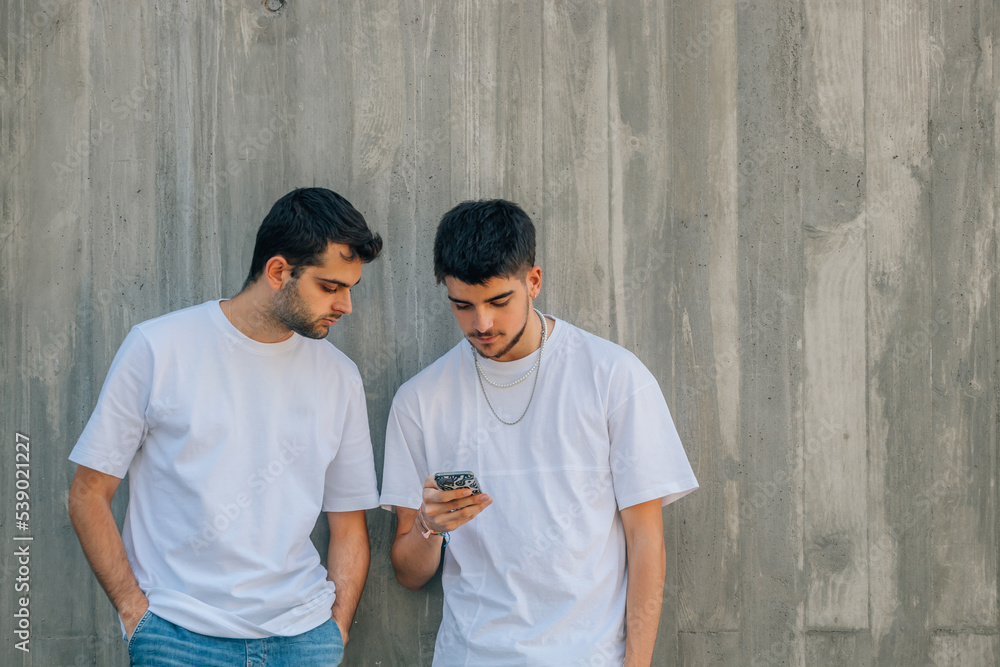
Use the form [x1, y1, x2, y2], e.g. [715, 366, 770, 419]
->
[68, 188, 382, 666]
[380, 200, 699, 666]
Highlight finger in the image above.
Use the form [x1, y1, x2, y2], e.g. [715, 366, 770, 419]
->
[440, 491, 488, 512]
[435, 495, 492, 531]
[424, 491, 488, 520]
[423, 486, 475, 506]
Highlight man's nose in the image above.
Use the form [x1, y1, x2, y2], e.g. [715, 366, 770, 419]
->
[334, 290, 352, 315]
[473, 308, 492, 332]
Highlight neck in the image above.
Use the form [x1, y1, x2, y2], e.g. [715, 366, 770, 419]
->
[496, 307, 546, 362]
[223, 288, 293, 343]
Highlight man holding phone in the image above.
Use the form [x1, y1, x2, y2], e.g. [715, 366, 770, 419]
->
[68, 188, 382, 665]
[380, 200, 698, 666]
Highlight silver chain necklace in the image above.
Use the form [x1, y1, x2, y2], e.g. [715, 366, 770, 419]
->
[474, 309, 547, 387]
[473, 308, 547, 426]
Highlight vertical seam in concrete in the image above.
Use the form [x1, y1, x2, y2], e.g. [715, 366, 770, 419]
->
[605, 1, 617, 345]
[540, 0, 547, 270]
[862, 0, 873, 638]
[993, 0, 1000, 642]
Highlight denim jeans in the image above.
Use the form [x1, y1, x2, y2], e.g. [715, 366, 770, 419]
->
[127, 611, 344, 666]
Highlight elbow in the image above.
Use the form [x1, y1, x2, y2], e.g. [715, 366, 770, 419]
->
[67, 470, 110, 530]
[395, 572, 427, 593]
[389, 551, 430, 592]
[67, 476, 87, 524]
[390, 558, 427, 592]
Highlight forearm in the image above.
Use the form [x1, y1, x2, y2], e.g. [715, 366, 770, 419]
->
[620, 499, 668, 667]
[68, 471, 148, 629]
[624, 537, 667, 666]
[389, 482, 490, 591]
[326, 511, 371, 643]
[389, 514, 443, 591]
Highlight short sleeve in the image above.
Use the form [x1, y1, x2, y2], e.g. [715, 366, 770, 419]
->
[378, 398, 426, 512]
[69, 327, 155, 478]
[322, 379, 380, 512]
[608, 378, 698, 509]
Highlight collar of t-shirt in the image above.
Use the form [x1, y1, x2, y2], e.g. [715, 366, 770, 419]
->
[474, 314, 560, 383]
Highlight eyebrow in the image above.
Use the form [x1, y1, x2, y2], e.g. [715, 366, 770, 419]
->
[448, 290, 515, 305]
[317, 276, 360, 289]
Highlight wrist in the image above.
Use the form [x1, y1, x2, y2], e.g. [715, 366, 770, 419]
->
[119, 594, 149, 618]
[416, 505, 450, 545]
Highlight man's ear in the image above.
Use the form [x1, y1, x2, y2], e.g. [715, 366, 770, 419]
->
[525, 265, 542, 299]
[264, 256, 294, 290]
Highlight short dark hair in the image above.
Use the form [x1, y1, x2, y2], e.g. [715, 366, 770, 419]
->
[245, 188, 382, 287]
[433, 200, 536, 285]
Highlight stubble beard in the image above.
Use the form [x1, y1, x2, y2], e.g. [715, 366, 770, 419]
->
[471, 300, 531, 360]
[271, 278, 334, 340]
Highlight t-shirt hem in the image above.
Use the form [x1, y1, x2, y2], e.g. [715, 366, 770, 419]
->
[617, 479, 699, 510]
[322, 494, 380, 513]
[69, 451, 128, 479]
[377, 494, 420, 513]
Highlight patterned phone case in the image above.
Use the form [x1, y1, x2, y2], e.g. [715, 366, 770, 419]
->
[434, 471, 483, 494]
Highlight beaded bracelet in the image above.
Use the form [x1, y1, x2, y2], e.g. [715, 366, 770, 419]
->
[417, 506, 450, 546]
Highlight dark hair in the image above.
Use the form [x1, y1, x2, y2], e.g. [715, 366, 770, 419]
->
[244, 188, 383, 287]
[433, 199, 536, 285]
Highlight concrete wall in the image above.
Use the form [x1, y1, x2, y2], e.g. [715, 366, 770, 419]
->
[1, 1, 997, 664]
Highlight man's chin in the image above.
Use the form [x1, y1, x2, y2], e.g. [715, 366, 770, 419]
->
[295, 323, 332, 340]
[469, 338, 509, 360]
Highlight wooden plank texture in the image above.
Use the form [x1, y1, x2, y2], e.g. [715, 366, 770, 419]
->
[865, 0, 935, 664]
[541, 0, 611, 334]
[805, 631, 873, 667]
[801, 0, 869, 634]
[668, 0, 742, 640]
[608, 1, 685, 661]
[1, 1, 999, 665]
[928, 0, 998, 635]
[736, 0, 806, 664]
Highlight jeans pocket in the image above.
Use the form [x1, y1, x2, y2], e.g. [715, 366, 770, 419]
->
[126, 610, 154, 654]
[332, 619, 344, 648]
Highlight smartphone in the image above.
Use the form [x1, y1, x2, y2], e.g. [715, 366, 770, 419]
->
[434, 471, 483, 495]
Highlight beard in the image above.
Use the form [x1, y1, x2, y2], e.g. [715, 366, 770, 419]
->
[271, 279, 335, 340]
[469, 300, 531, 360]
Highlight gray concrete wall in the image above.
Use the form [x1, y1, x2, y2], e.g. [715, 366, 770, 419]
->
[1, 0, 997, 664]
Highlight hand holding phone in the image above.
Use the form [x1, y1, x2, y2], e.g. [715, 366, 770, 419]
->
[419, 471, 491, 535]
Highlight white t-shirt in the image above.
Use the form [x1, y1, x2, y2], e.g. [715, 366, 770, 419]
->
[380, 316, 698, 666]
[70, 300, 379, 638]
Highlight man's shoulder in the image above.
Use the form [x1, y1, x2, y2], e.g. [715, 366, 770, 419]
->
[392, 340, 467, 403]
[552, 318, 645, 365]
[134, 300, 215, 335]
[548, 317, 660, 392]
[305, 338, 363, 378]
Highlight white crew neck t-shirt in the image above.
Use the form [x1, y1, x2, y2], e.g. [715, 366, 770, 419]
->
[70, 300, 379, 638]
[381, 316, 698, 666]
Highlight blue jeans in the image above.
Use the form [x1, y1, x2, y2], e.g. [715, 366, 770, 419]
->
[127, 611, 344, 666]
